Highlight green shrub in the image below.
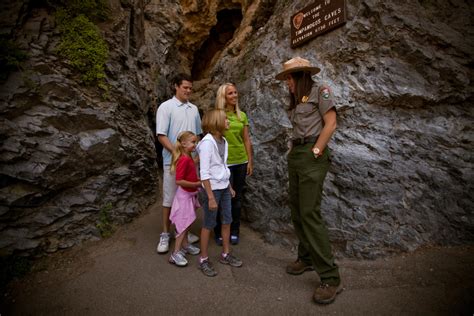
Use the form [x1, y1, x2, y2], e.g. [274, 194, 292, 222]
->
[57, 14, 108, 85]
[51, 0, 109, 87]
[96, 203, 115, 238]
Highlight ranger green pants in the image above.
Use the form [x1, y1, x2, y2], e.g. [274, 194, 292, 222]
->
[288, 143, 340, 285]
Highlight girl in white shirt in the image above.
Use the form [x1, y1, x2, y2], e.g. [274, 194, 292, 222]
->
[196, 109, 243, 277]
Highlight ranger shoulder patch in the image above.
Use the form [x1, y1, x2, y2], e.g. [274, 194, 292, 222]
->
[321, 87, 331, 100]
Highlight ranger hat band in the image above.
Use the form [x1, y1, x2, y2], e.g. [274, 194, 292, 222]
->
[275, 56, 320, 80]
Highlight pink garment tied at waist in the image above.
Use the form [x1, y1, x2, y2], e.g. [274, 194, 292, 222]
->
[170, 186, 200, 237]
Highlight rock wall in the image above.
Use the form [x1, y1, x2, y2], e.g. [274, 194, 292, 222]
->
[1, 0, 473, 258]
[180, 0, 474, 258]
[0, 0, 160, 255]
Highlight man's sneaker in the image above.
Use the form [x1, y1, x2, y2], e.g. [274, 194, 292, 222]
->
[156, 233, 170, 254]
[171, 232, 200, 244]
[219, 253, 243, 267]
[188, 232, 200, 244]
[215, 236, 223, 246]
[199, 259, 217, 277]
[313, 282, 343, 304]
[169, 250, 188, 267]
[182, 244, 200, 255]
[286, 259, 314, 275]
[230, 235, 239, 245]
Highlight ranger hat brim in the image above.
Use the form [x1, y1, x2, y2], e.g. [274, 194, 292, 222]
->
[275, 56, 320, 80]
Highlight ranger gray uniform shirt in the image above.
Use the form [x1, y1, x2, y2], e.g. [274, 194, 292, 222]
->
[287, 83, 335, 139]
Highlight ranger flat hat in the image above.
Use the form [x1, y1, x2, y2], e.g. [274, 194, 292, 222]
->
[275, 56, 320, 80]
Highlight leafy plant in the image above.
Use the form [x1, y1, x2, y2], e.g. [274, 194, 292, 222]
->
[58, 14, 109, 85]
[56, 14, 109, 85]
[96, 202, 115, 238]
[50, 0, 109, 87]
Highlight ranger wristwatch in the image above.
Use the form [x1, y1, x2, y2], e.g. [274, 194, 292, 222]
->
[312, 146, 321, 158]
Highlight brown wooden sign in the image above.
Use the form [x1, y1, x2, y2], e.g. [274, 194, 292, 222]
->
[290, 0, 347, 48]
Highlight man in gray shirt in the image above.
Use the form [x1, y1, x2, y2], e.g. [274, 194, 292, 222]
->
[155, 73, 202, 253]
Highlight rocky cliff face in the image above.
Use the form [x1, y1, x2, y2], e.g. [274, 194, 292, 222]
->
[227, 0, 474, 258]
[0, 0, 160, 255]
[1, 0, 472, 258]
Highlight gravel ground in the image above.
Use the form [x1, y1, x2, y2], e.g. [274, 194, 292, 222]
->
[2, 198, 473, 315]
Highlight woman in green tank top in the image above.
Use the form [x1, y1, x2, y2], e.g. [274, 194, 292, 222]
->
[213, 83, 253, 245]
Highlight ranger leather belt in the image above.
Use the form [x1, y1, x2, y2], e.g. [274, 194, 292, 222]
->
[292, 135, 318, 146]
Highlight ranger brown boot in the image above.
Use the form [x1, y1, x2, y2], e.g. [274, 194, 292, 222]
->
[313, 282, 343, 304]
[286, 259, 314, 275]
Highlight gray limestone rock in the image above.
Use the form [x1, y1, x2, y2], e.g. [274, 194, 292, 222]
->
[0, 0, 159, 256]
[0, 0, 472, 258]
[205, 0, 474, 257]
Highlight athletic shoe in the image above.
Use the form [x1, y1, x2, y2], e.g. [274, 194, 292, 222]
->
[182, 244, 200, 255]
[230, 235, 239, 245]
[219, 253, 243, 267]
[199, 259, 217, 277]
[188, 232, 200, 244]
[215, 236, 223, 246]
[156, 232, 170, 254]
[171, 232, 199, 244]
[169, 250, 188, 267]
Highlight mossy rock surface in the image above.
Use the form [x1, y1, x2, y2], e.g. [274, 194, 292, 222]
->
[52, 0, 109, 86]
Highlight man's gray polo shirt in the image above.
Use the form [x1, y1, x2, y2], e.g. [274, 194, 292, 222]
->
[156, 96, 202, 165]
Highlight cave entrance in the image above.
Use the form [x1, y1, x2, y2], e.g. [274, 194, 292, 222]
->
[191, 9, 243, 80]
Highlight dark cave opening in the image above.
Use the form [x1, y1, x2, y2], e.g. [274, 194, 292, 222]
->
[191, 9, 243, 80]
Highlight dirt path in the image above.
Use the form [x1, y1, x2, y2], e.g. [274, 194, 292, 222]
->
[2, 198, 473, 315]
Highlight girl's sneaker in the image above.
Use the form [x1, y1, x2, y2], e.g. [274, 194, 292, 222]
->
[169, 251, 188, 267]
[182, 244, 200, 255]
[199, 259, 217, 277]
[219, 253, 243, 267]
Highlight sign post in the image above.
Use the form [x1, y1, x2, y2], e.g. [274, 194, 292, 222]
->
[290, 0, 347, 48]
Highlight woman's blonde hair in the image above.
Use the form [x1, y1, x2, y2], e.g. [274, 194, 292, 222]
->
[215, 83, 241, 120]
[201, 109, 227, 135]
[170, 131, 196, 173]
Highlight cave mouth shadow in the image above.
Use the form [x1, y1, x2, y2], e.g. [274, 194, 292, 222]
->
[191, 8, 243, 81]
